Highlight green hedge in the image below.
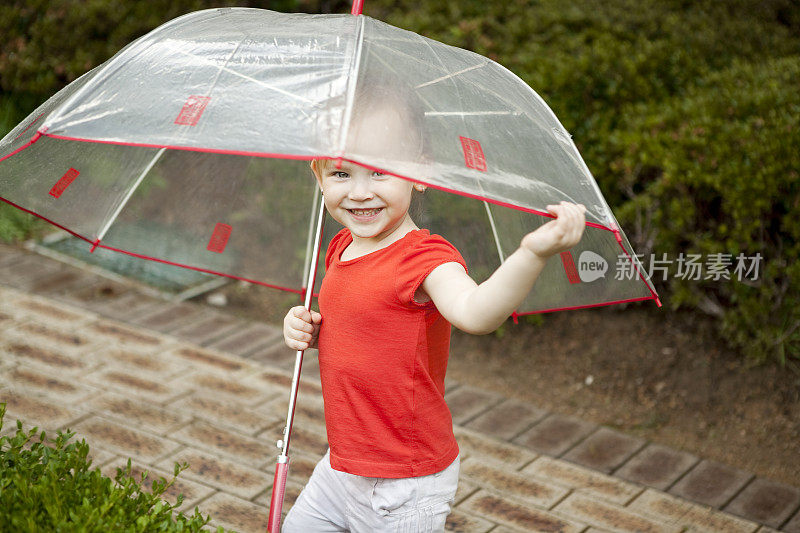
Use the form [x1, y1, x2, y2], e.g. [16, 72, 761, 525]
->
[605, 56, 800, 366]
[0, 404, 226, 532]
[1, 0, 798, 366]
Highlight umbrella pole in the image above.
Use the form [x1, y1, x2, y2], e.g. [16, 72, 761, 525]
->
[267, 193, 326, 533]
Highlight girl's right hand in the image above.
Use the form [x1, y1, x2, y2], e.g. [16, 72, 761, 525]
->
[283, 306, 322, 351]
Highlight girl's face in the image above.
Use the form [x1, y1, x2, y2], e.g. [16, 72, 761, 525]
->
[312, 159, 419, 244]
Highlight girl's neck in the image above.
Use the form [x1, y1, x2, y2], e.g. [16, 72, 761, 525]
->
[344, 213, 419, 260]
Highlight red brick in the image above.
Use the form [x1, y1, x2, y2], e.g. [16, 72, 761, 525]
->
[73, 416, 180, 463]
[88, 392, 189, 433]
[561, 426, 646, 474]
[164, 345, 248, 373]
[171, 310, 243, 345]
[2, 389, 84, 429]
[14, 296, 93, 325]
[554, 492, 682, 532]
[86, 368, 185, 403]
[445, 509, 495, 532]
[513, 413, 597, 457]
[158, 448, 270, 500]
[130, 302, 206, 333]
[30, 268, 94, 295]
[3, 365, 98, 402]
[460, 457, 569, 508]
[180, 372, 270, 404]
[52, 278, 131, 312]
[522, 456, 642, 506]
[174, 395, 280, 436]
[261, 393, 326, 431]
[88, 320, 165, 348]
[669, 459, 754, 509]
[248, 342, 299, 367]
[723, 477, 800, 528]
[445, 385, 503, 425]
[252, 368, 322, 396]
[174, 421, 271, 464]
[465, 399, 547, 441]
[201, 492, 268, 533]
[614, 442, 699, 490]
[93, 292, 162, 321]
[5, 322, 92, 354]
[89, 347, 185, 377]
[205, 322, 282, 357]
[628, 488, 760, 532]
[783, 508, 800, 533]
[454, 479, 480, 506]
[453, 426, 537, 468]
[460, 490, 585, 532]
[3, 341, 87, 372]
[0, 256, 60, 289]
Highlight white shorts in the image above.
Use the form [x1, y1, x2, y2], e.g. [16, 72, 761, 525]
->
[282, 449, 460, 533]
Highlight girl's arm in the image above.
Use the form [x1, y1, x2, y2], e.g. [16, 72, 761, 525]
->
[421, 201, 586, 335]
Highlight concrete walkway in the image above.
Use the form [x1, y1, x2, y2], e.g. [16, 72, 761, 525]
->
[0, 241, 798, 532]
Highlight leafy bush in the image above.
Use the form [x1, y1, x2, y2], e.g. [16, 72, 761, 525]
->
[0, 404, 224, 532]
[604, 56, 800, 368]
[0, 0, 300, 102]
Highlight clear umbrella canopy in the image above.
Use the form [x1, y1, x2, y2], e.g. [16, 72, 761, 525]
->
[0, 7, 658, 314]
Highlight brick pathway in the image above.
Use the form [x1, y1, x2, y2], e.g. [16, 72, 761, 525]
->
[1, 241, 799, 532]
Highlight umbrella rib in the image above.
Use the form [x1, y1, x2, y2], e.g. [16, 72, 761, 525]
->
[96, 147, 167, 243]
[488, 59, 612, 222]
[368, 41, 450, 75]
[337, 14, 366, 158]
[424, 111, 521, 116]
[483, 201, 506, 264]
[301, 186, 322, 291]
[414, 62, 489, 89]
[171, 47, 322, 107]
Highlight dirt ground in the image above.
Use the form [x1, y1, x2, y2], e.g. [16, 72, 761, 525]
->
[202, 282, 800, 488]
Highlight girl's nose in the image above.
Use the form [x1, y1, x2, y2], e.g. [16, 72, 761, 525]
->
[348, 176, 374, 201]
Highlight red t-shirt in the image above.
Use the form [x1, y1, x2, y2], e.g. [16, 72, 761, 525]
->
[317, 227, 467, 478]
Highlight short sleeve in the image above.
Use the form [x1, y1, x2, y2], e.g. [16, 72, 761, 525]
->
[325, 228, 351, 269]
[396, 232, 468, 308]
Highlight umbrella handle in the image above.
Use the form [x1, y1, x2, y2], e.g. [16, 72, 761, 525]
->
[266, 194, 326, 531]
[267, 458, 290, 532]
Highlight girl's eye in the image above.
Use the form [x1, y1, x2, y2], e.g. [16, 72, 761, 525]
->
[372, 171, 386, 179]
[332, 171, 349, 179]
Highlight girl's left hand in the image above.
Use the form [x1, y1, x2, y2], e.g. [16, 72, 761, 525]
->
[521, 201, 587, 259]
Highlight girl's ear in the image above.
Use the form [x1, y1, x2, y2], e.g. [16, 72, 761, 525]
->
[413, 183, 427, 193]
[310, 159, 324, 191]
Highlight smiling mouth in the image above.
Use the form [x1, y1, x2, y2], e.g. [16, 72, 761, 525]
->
[347, 208, 383, 217]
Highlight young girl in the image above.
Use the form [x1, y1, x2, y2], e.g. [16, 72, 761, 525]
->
[281, 83, 586, 532]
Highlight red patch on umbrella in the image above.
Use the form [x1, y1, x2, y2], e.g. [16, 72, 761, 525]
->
[459, 136, 487, 171]
[560, 250, 581, 284]
[207, 223, 232, 253]
[174, 95, 211, 126]
[49, 168, 80, 198]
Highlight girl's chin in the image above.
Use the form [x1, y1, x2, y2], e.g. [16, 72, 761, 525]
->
[347, 225, 386, 239]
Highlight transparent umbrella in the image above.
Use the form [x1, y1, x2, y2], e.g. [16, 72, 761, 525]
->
[0, 3, 659, 529]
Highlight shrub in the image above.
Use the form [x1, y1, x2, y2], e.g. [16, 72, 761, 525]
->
[0, 404, 225, 532]
[604, 56, 800, 367]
